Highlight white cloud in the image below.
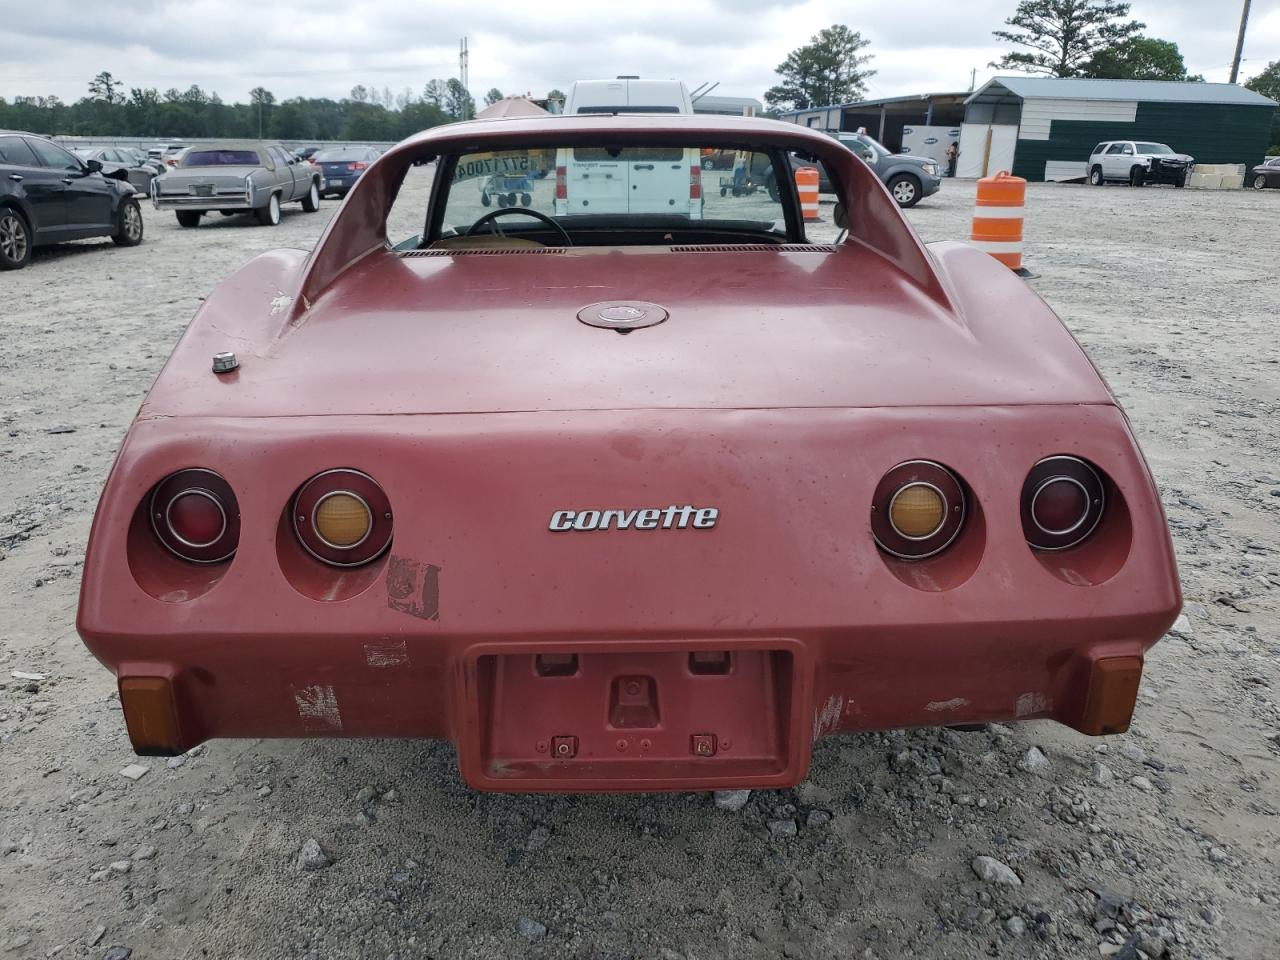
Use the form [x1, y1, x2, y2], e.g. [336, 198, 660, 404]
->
[1, 0, 1274, 105]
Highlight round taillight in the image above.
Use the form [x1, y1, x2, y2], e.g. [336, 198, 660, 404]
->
[872, 460, 965, 560]
[293, 469, 392, 567]
[150, 468, 239, 563]
[1022, 456, 1104, 551]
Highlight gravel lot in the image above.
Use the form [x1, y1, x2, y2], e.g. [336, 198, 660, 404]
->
[2, 175, 1278, 960]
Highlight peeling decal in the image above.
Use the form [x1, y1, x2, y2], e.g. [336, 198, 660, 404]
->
[1015, 692, 1049, 718]
[292, 684, 342, 730]
[812, 694, 844, 740]
[926, 697, 969, 713]
[387, 556, 441, 621]
[365, 638, 410, 668]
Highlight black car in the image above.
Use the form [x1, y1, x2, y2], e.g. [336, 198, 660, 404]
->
[1250, 157, 1280, 190]
[0, 131, 143, 270]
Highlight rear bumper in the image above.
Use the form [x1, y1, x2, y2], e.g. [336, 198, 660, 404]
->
[107, 627, 1153, 792]
[154, 196, 254, 210]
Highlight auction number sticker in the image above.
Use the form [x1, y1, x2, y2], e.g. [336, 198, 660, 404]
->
[455, 152, 544, 181]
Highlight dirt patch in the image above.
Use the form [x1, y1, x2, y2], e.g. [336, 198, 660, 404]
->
[1, 178, 1277, 959]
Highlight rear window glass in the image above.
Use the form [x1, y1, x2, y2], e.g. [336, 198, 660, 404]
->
[182, 150, 260, 167]
[314, 148, 370, 162]
[424, 143, 788, 248]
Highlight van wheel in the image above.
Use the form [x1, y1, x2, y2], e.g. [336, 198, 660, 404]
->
[256, 193, 281, 226]
[481, 194, 492, 207]
[0, 208, 32, 270]
[1089, 166, 1103, 186]
[113, 198, 144, 247]
[521, 193, 532, 206]
[176, 210, 202, 228]
[301, 181, 320, 212]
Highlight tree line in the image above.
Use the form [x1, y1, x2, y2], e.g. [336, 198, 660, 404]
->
[0, 74, 489, 142]
[766, 1, 1220, 113]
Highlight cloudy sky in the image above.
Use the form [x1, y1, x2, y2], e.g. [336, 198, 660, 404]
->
[3, 0, 1276, 106]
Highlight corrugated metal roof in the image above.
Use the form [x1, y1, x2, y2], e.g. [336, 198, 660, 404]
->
[778, 92, 969, 118]
[968, 76, 1277, 107]
[693, 95, 763, 112]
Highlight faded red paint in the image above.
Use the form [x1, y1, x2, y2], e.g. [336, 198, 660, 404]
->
[77, 115, 1180, 792]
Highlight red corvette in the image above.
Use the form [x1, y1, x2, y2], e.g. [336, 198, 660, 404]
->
[77, 115, 1180, 792]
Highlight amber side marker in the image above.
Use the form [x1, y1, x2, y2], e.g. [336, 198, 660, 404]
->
[1078, 656, 1143, 735]
[119, 677, 184, 755]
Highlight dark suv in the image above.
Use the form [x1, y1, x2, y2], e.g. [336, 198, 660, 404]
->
[0, 130, 144, 270]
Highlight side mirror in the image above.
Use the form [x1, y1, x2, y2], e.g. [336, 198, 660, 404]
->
[86, 158, 103, 174]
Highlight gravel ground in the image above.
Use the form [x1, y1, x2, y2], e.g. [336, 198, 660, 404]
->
[2, 176, 1278, 960]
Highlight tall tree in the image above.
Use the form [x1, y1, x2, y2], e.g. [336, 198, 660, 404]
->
[248, 87, 275, 138]
[1082, 36, 1201, 80]
[484, 87, 504, 105]
[1245, 61, 1280, 151]
[423, 79, 447, 109]
[349, 85, 370, 103]
[992, 0, 1144, 77]
[764, 25, 875, 112]
[87, 71, 124, 104]
[445, 78, 475, 120]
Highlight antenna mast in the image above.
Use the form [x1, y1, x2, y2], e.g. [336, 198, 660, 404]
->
[459, 36, 470, 119]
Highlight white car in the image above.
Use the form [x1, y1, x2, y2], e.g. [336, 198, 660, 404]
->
[556, 78, 702, 219]
[1088, 141, 1193, 188]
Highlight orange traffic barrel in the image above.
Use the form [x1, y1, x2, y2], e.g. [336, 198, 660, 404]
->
[970, 171, 1026, 272]
[795, 167, 820, 222]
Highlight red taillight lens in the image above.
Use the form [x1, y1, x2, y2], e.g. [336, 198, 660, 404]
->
[871, 460, 966, 560]
[353, 161, 368, 170]
[1022, 456, 1104, 550]
[689, 165, 702, 200]
[150, 469, 239, 563]
[293, 469, 392, 567]
[555, 165, 567, 200]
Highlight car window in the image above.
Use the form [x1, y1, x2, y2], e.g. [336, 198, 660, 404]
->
[181, 149, 262, 167]
[1121, 144, 1134, 155]
[26, 137, 82, 171]
[315, 147, 372, 162]
[1268, 158, 1280, 167]
[0, 135, 41, 166]
[1105, 144, 1125, 155]
[1135, 143, 1173, 155]
[432, 143, 788, 246]
[1091, 143, 1106, 156]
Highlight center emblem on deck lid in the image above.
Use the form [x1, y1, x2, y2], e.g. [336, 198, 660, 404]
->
[577, 301, 668, 332]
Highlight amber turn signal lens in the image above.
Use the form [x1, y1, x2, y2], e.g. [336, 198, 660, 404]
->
[314, 492, 372, 548]
[889, 483, 946, 539]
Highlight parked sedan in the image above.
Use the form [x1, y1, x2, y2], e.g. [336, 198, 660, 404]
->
[0, 130, 143, 270]
[74, 147, 157, 195]
[1250, 157, 1280, 190]
[152, 141, 321, 226]
[313, 146, 380, 198]
[775, 132, 941, 208]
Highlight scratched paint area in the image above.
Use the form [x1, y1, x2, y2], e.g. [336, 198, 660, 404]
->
[291, 684, 343, 730]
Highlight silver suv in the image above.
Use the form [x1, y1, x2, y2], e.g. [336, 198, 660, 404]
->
[1088, 141, 1193, 188]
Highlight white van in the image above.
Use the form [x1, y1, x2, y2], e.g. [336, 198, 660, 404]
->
[555, 78, 702, 219]
[562, 78, 693, 115]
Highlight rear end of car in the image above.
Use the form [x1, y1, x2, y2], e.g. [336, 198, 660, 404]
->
[152, 148, 262, 214]
[78, 117, 1180, 793]
[314, 149, 372, 197]
[554, 145, 703, 218]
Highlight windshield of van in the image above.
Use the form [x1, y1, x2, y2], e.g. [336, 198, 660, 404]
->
[432, 143, 790, 247]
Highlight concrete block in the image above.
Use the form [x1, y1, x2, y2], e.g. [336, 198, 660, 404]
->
[1219, 175, 1244, 190]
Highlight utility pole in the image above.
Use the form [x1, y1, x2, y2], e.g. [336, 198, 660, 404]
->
[969, 68, 977, 92]
[459, 36, 470, 120]
[1229, 0, 1252, 84]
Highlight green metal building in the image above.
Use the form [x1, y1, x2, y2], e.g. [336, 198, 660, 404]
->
[960, 77, 1277, 182]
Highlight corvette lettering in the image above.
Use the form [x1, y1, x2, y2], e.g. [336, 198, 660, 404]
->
[549, 505, 718, 531]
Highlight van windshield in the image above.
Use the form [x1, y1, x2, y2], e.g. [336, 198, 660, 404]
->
[431, 143, 791, 248]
